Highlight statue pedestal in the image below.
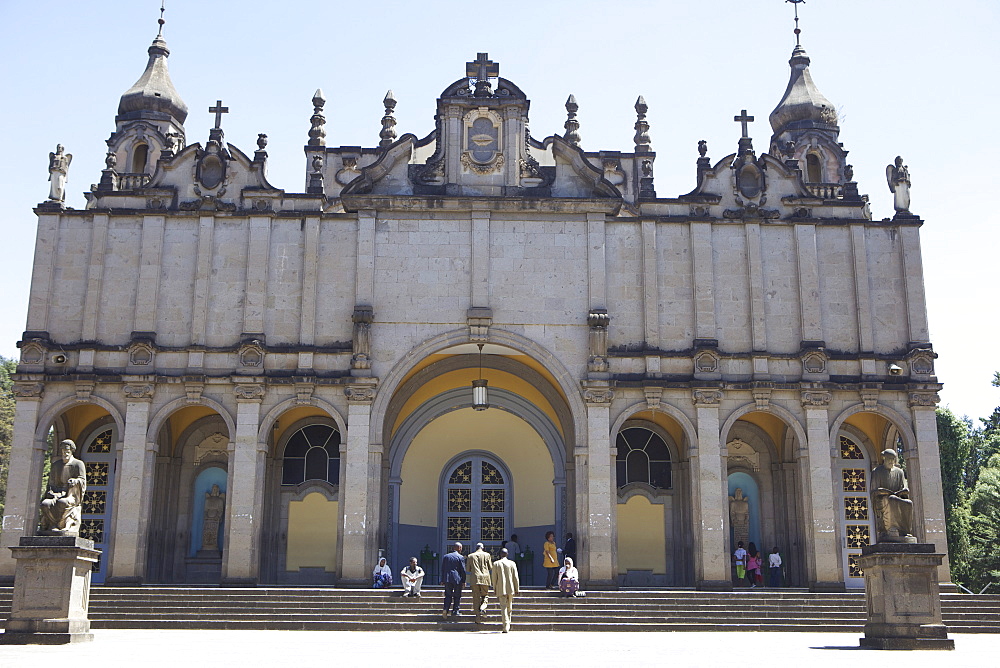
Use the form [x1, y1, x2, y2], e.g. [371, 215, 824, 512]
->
[857, 543, 954, 650]
[0, 536, 99, 645]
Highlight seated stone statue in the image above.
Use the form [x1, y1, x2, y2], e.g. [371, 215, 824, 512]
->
[39, 439, 87, 536]
[870, 449, 915, 543]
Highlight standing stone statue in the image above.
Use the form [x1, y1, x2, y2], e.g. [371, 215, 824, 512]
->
[202, 484, 226, 553]
[729, 487, 750, 548]
[870, 449, 915, 543]
[39, 439, 87, 536]
[885, 155, 911, 213]
[47, 144, 73, 202]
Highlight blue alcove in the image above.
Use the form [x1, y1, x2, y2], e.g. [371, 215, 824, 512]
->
[728, 471, 761, 552]
[189, 467, 227, 556]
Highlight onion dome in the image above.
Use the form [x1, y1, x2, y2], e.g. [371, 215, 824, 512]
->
[768, 45, 837, 134]
[117, 33, 188, 123]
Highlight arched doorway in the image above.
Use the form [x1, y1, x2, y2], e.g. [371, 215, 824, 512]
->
[440, 453, 512, 558]
[80, 423, 118, 584]
[837, 431, 876, 587]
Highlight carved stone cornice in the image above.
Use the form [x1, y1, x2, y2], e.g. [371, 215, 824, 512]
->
[581, 380, 615, 406]
[12, 382, 44, 399]
[233, 383, 265, 402]
[75, 381, 96, 402]
[908, 392, 940, 408]
[185, 379, 205, 404]
[751, 383, 773, 411]
[467, 306, 493, 343]
[345, 384, 377, 404]
[859, 383, 882, 410]
[692, 389, 723, 406]
[122, 383, 154, 401]
[295, 382, 315, 406]
[800, 390, 832, 407]
[643, 386, 662, 411]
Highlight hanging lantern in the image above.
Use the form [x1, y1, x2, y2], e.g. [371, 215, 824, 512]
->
[472, 343, 489, 411]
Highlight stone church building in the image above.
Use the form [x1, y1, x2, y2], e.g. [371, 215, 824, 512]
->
[1, 17, 946, 591]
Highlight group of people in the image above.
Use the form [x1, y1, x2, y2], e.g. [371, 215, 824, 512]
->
[733, 541, 783, 587]
[543, 531, 580, 597]
[440, 542, 521, 632]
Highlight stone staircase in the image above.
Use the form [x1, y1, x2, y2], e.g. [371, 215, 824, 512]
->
[1, 587, 998, 633]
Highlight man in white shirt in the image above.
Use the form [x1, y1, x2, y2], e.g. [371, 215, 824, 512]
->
[401, 556, 425, 597]
[767, 547, 782, 588]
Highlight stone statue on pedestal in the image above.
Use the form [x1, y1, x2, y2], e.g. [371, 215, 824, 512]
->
[729, 487, 750, 548]
[39, 439, 87, 536]
[47, 144, 72, 202]
[202, 484, 226, 553]
[886, 156, 911, 213]
[870, 449, 915, 543]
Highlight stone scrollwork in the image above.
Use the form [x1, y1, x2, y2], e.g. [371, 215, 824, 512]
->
[751, 384, 772, 411]
[581, 380, 615, 406]
[908, 392, 940, 408]
[345, 384, 377, 403]
[74, 381, 95, 402]
[233, 383, 265, 402]
[692, 389, 723, 406]
[294, 382, 315, 406]
[860, 385, 881, 410]
[693, 350, 720, 374]
[19, 341, 45, 365]
[12, 382, 44, 398]
[123, 383, 154, 400]
[800, 390, 832, 407]
[643, 386, 663, 411]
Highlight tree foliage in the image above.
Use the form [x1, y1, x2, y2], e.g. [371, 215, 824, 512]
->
[0, 356, 16, 521]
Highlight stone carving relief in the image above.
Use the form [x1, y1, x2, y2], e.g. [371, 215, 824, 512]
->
[185, 381, 205, 404]
[351, 306, 373, 370]
[201, 484, 226, 554]
[752, 385, 772, 411]
[294, 382, 314, 406]
[233, 383, 265, 401]
[602, 158, 626, 187]
[582, 386, 615, 405]
[908, 349, 935, 376]
[123, 383, 154, 400]
[726, 439, 760, 472]
[694, 350, 720, 374]
[802, 351, 827, 374]
[908, 392, 940, 408]
[860, 386, 880, 410]
[800, 391, 832, 407]
[336, 156, 362, 186]
[461, 108, 504, 174]
[75, 381, 95, 402]
[729, 487, 750, 548]
[643, 386, 663, 411]
[467, 307, 493, 343]
[692, 389, 722, 406]
[128, 342, 154, 366]
[238, 340, 265, 368]
[345, 384, 377, 403]
[587, 309, 610, 373]
[194, 432, 229, 466]
[12, 382, 44, 398]
[19, 341, 45, 365]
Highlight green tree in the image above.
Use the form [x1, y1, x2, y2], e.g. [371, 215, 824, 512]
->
[966, 453, 1000, 591]
[936, 407, 973, 584]
[0, 356, 16, 521]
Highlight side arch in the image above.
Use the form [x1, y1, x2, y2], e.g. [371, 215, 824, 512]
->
[147, 396, 236, 450]
[720, 402, 808, 459]
[34, 395, 126, 443]
[610, 400, 698, 457]
[828, 403, 917, 455]
[258, 397, 347, 445]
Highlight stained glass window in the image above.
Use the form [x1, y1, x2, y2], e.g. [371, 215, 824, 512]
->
[281, 423, 340, 485]
[449, 461, 472, 484]
[615, 427, 672, 489]
[442, 455, 510, 552]
[482, 461, 504, 485]
[87, 429, 113, 453]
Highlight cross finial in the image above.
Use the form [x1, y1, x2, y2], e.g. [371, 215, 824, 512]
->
[209, 100, 229, 129]
[734, 110, 754, 138]
[466, 52, 499, 98]
[786, 0, 805, 46]
[157, 1, 166, 38]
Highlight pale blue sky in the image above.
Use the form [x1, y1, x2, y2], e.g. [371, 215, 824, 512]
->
[0, 0, 997, 421]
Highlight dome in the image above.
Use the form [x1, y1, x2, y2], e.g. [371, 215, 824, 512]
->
[768, 45, 837, 133]
[117, 35, 188, 123]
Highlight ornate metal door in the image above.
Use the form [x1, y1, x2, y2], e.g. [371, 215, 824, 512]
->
[837, 434, 874, 587]
[80, 425, 117, 584]
[442, 454, 511, 559]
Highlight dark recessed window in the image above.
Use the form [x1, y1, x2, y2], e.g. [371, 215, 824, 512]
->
[281, 424, 340, 486]
[616, 427, 672, 489]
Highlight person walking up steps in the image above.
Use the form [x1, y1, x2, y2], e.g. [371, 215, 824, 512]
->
[441, 542, 466, 619]
[466, 542, 493, 623]
[491, 548, 520, 633]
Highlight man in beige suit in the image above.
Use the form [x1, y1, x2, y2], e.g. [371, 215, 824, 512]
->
[466, 542, 493, 622]
[490, 547, 520, 633]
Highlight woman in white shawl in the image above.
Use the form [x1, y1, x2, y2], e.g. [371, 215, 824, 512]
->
[372, 557, 392, 588]
[558, 556, 580, 597]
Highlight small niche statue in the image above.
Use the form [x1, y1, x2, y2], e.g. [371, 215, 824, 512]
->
[728, 487, 750, 548]
[39, 439, 87, 536]
[202, 484, 226, 553]
[871, 449, 915, 543]
[47, 144, 73, 202]
[885, 156, 911, 213]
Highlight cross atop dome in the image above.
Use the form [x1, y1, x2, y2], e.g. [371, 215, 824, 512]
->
[466, 53, 499, 98]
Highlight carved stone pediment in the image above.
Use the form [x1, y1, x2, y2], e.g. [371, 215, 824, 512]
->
[726, 438, 760, 472]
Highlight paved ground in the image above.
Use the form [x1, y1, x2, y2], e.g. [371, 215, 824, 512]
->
[1, 630, 996, 667]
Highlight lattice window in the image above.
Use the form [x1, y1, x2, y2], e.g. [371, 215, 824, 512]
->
[840, 436, 865, 460]
[846, 524, 870, 549]
[844, 497, 868, 520]
[88, 462, 110, 486]
[615, 427, 672, 489]
[80, 518, 104, 543]
[481, 516, 504, 541]
[481, 489, 504, 513]
[449, 461, 472, 484]
[842, 468, 866, 492]
[447, 517, 471, 541]
[87, 429, 113, 453]
[82, 490, 106, 515]
[482, 461, 504, 485]
[448, 489, 471, 513]
[281, 423, 341, 485]
[848, 554, 864, 579]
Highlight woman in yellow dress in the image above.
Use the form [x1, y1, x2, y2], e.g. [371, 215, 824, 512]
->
[543, 531, 560, 589]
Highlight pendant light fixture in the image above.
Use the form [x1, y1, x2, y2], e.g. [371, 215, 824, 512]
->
[472, 343, 489, 411]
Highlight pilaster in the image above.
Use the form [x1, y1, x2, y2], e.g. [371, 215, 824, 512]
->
[581, 381, 615, 587]
[221, 382, 266, 584]
[690, 388, 730, 589]
[799, 389, 843, 588]
[0, 387, 46, 580]
[908, 391, 950, 581]
[340, 379, 378, 583]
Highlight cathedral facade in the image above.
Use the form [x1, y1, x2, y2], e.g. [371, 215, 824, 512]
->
[1, 20, 946, 590]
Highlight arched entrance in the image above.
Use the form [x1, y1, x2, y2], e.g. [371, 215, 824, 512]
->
[440, 453, 512, 558]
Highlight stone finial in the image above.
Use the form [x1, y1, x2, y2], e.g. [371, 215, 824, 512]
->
[379, 89, 398, 149]
[698, 140, 707, 158]
[564, 95, 581, 147]
[254, 133, 268, 162]
[633, 96, 651, 153]
[308, 88, 327, 147]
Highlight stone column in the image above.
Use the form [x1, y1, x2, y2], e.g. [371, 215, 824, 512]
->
[341, 380, 378, 583]
[221, 383, 266, 584]
[799, 390, 842, 588]
[106, 383, 156, 583]
[690, 389, 729, 590]
[0, 385, 47, 580]
[581, 381, 615, 587]
[908, 392, 950, 581]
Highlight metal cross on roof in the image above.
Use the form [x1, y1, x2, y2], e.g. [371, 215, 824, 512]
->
[734, 109, 754, 138]
[209, 100, 229, 129]
[466, 53, 499, 82]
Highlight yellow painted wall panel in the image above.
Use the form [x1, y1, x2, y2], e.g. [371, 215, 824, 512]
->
[286, 493, 338, 571]
[399, 407, 554, 527]
[617, 496, 666, 574]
